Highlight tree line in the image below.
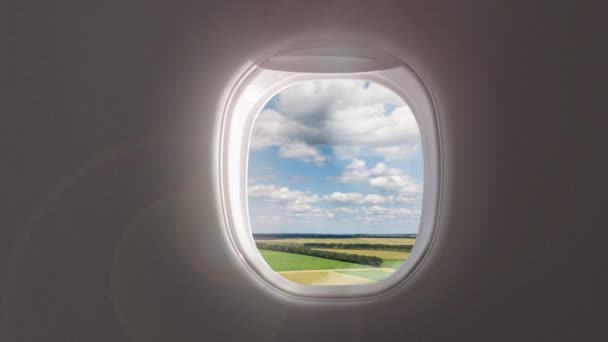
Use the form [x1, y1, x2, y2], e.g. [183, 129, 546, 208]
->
[303, 243, 413, 251]
[256, 242, 383, 267]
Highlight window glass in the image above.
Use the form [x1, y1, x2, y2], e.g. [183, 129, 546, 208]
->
[248, 79, 422, 286]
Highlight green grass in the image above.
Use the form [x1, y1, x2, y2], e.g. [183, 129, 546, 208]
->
[336, 270, 393, 281]
[259, 249, 371, 272]
[382, 259, 405, 269]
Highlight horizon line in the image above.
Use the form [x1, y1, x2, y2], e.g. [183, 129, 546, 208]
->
[252, 233, 417, 236]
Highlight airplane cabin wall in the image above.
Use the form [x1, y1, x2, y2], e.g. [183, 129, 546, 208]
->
[3, 1, 607, 341]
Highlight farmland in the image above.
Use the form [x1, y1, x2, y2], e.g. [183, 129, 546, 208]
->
[311, 248, 409, 260]
[255, 234, 415, 285]
[279, 270, 375, 285]
[382, 259, 406, 269]
[259, 250, 371, 272]
[335, 269, 395, 281]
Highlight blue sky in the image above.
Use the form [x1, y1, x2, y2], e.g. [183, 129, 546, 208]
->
[248, 79, 423, 234]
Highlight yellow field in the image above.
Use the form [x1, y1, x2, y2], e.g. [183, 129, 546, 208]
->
[256, 238, 416, 245]
[357, 238, 416, 245]
[278, 270, 374, 285]
[278, 268, 395, 285]
[312, 248, 410, 259]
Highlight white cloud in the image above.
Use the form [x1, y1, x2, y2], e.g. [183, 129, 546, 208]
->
[249, 184, 334, 224]
[333, 207, 358, 214]
[333, 144, 420, 161]
[286, 204, 313, 212]
[252, 185, 398, 208]
[370, 162, 402, 176]
[249, 179, 421, 231]
[368, 175, 421, 194]
[250, 109, 290, 150]
[368, 144, 420, 161]
[290, 208, 334, 219]
[286, 203, 335, 220]
[248, 184, 320, 204]
[324, 192, 394, 205]
[364, 205, 415, 217]
[254, 205, 334, 226]
[323, 104, 418, 147]
[362, 194, 393, 205]
[362, 205, 420, 221]
[331, 204, 420, 222]
[278, 143, 329, 166]
[334, 159, 371, 184]
[250, 80, 421, 161]
[247, 80, 425, 233]
[256, 215, 289, 225]
[396, 195, 419, 204]
[335, 159, 422, 196]
[324, 192, 365, 204]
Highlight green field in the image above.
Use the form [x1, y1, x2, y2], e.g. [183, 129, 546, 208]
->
[312, 248, 410, 260]
[336, 269, 394, 281]
[259, 249, 371, 272]
[381, 259, 405, 269]
[257, 237, 414, 285]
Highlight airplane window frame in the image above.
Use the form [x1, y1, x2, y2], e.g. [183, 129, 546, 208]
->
[218, 46, 441, 300]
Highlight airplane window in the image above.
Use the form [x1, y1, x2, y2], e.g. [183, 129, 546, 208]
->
[247, 79, 423, 286]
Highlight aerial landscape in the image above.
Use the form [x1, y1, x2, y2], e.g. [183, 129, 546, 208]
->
[254, 233, 416, 285]
[248, 79, 423, 286]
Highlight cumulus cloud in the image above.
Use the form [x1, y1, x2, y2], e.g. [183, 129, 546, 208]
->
[370, 162, 402, 176]
[334, 159, 371, 184]
[362, 194, 393, 205]
[286, 204, 313, 212]
[331, 204, 420, 222]
[254, 205, 334, 226]
[335, 159, 422, 196]
[249, 179, 420, 227]
[250, 79, 421, 162]
[368, 145, 420, 161]
[333, 207, 358, 215]
[289, 208, 334, 219]
[368, 175, 421, 194]
[247, 80, 424, 233]
[256, 215, 288, 225]
[324, 192, 365, 204]
[324, 192, 394, 205]
[285, 203, 335, 221]
[333, 144, 421, 161]
[248, 184, 320, 204]
[249, 183, 413, 225]
[359, 205, 419, 222]
[396, 195, 420, 204]
[249, 184, 334, 224]
[278, 143, 329, 165]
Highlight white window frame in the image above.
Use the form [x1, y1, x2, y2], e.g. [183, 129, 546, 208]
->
[218, 45, 441, 300]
